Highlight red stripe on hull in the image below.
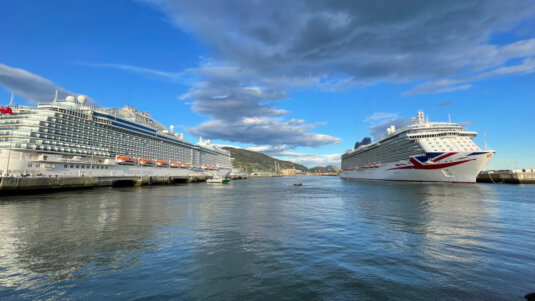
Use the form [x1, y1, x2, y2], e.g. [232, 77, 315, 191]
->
[387, 158, 474, 170]
[341, 177, 475, 184]
[432, 152, 457, 162]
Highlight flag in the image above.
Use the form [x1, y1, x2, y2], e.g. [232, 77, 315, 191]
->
[0, 106, 14, 115]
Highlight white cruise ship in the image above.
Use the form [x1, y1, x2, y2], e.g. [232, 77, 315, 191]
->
[340, 112, 494, 183]
[0, 95, 232, 178]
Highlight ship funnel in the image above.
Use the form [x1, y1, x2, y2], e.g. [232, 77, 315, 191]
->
[417, 111, 425, 124]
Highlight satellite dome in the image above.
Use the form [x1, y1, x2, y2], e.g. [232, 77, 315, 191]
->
[65, 95, 75, 102]
[170, 125, 175, 132]
[77, 95, 87, 104]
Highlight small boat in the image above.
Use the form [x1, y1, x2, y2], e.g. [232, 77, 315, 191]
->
[117, 156, 136, 165]
[139, 158, 155, 166]
[170, 161, 180, 168]
[207, 178, 230, 184]
[156, 160, 169, 167]
[293, 183, 302, 186]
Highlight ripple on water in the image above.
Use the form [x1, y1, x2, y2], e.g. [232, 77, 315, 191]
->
[0, 177, 534, 300]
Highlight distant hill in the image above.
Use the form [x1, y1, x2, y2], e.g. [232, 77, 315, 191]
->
[309, 165, 340, 173]
[223, 147, 308, 173]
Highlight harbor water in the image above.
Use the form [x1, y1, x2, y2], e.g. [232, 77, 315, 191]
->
[1, 177, 534, 300]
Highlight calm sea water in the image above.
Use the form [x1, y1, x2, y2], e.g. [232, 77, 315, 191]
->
[0, 177, 534, 300]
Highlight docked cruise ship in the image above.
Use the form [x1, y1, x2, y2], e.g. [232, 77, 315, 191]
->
[0, 95, 232, 178]
[340, 112, 494, 183]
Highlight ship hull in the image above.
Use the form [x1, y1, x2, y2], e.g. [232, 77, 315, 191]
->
[0, 150, 232, 179]
[340, 152, 494, 184]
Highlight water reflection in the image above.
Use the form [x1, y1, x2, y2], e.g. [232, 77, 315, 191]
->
[342, 181, 498, 261]
[0, 178, 533, 300]
[0, 187, 194, 291]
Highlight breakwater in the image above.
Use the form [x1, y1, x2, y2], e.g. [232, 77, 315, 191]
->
[0, 175, 208, 193]
[477, 169, 535, 184]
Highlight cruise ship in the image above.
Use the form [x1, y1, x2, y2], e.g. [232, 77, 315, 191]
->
[0, 95, 232, 178]
[340, 112, 494, 183]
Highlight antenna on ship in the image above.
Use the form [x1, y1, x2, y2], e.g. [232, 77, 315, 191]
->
[54, 89, 58, 103]
[9, 92, 14, 106]
[448, 113, 451, 124]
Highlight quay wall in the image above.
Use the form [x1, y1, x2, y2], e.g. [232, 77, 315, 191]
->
[477, 169, 535, 184]
[0, 175, 208, 194]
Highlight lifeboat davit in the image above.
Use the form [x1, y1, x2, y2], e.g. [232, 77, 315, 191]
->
[170, 161, 180, 168]
[117, 156, 136, 165]
[139, 158, 154, 166]
[156, 160, 169, 167]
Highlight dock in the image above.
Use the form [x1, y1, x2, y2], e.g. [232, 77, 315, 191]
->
[0, 175, 208, 194]
[477, 169, 535, 184]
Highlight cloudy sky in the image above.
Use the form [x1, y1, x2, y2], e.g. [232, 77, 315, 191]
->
[1, 0, 534, 168]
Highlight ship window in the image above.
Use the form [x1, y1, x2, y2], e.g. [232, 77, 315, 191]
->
[28, 163, 32, 167]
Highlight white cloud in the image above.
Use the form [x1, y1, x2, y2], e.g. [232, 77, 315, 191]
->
[80, 62, 186, 82]
[368, 117, 414, 140]
[0, 63, 93, 104]
[245, 145, 292, 153]
[364, 112, 399, 122]
[188, 117, 340, 147]
[405, 56, 535, 96]
[142, 0, 535, 95]
[276, 152, 341, 167]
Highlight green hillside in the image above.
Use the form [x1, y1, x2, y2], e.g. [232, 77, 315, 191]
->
[309, 165, 341, 173]
[223, 147, 308, 173]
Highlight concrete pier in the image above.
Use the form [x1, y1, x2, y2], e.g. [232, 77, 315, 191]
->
[229, 174, 248, 180]
[477, 169, 535, 184]
[0, 175, 208, 194]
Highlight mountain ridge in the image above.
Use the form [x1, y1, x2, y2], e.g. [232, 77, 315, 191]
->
[222, 147, 309, 172]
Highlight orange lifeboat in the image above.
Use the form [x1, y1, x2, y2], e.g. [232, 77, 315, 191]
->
[117, 156, 136, 165]
[180, 162, 191, 169]
[170, 161, 181, 168]
[156, 160, 169, 167]
[203, 165, 219, 170]
[139, 158, 154, 166]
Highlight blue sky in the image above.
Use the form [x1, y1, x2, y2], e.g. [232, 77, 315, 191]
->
[1, 0, 534, 169]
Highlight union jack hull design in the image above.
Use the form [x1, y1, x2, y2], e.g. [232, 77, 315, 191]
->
[341, 112, 494, 184]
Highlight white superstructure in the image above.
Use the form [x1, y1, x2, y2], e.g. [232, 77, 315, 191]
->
[340, 112, 494, 183]
[0, 96, 232, 178]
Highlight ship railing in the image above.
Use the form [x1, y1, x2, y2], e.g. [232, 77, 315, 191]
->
[28, 155, 114, 165]
[407, 131, 477, 140]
